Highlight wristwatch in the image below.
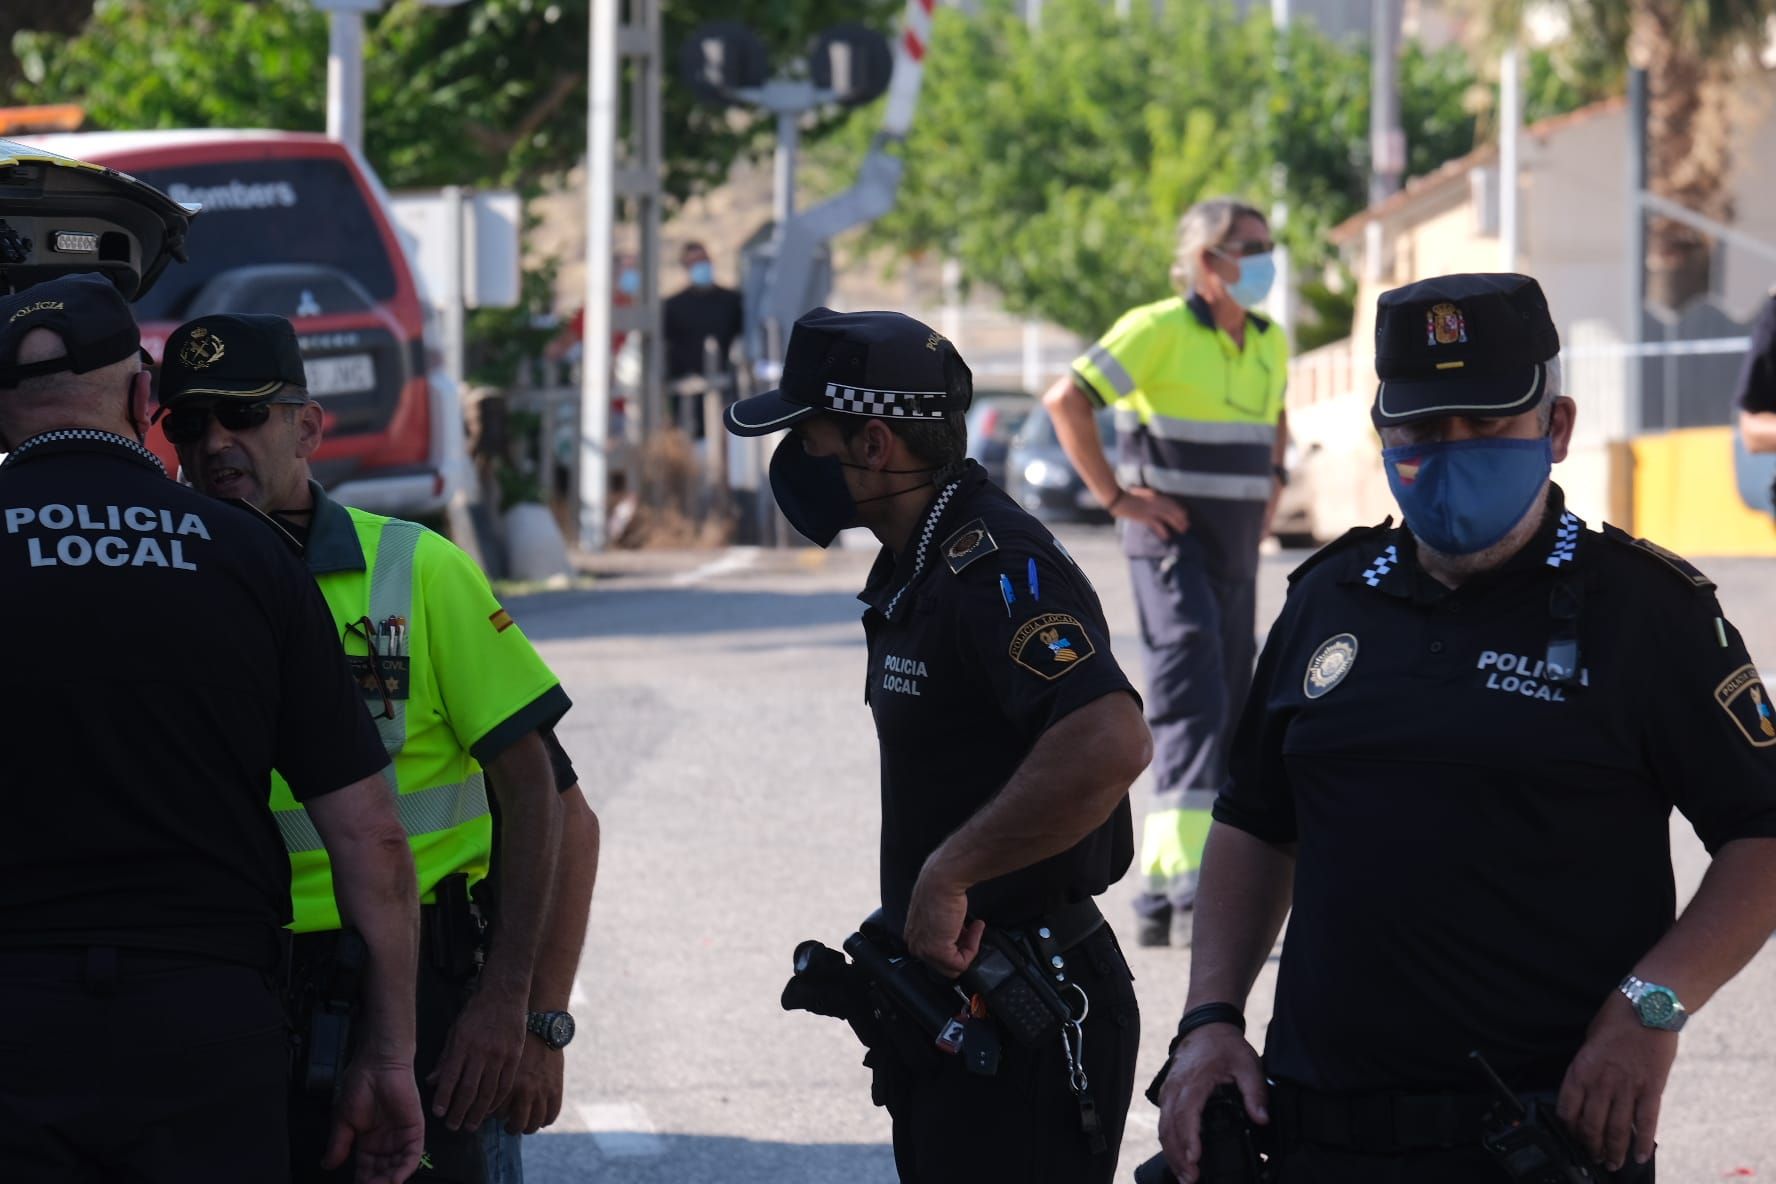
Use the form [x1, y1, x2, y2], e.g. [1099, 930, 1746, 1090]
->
[526, 1009, 577, 1050]
[1618, 976, 1688, 1031]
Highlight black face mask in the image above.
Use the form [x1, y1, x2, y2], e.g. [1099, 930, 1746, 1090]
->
[768, 434, 936, 547]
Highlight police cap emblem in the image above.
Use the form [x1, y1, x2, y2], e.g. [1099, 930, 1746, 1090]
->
[178, 325, 226, 370]
[1304, 633, 1358, 699]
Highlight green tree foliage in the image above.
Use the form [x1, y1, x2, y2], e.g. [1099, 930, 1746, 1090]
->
[846, 0, 1611, 342]
[13, 0, 893, 196]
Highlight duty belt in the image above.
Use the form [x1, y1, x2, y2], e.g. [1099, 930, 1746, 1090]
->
[1018, 897, 1106, 970]
[1268, 1079, 1499, 1153]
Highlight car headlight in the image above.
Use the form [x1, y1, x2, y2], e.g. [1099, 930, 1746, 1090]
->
[1023, 459, 1069, 488]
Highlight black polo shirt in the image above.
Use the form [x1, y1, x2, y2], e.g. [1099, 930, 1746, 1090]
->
[0, 432, 389, 968]
[1734, 294, 1776, 415]
[1216, 485, 1776, 1094]
[860, 461, 1138, 929]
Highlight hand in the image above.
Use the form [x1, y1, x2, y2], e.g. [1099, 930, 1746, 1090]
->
[1156, 1023, 1268, 1184]
[1556, 996, 1678, 1171]
[427, 981, 528, 1132]
[322, 1057, 425, 1184]
[499, 1036, 566, 1135]
[1260, 483, 1282, 540]
[1112, 486, 1190, 540]
[903, 854, 984, 977]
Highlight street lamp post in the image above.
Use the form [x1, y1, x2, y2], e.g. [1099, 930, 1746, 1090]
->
[310, 0, 472, 157]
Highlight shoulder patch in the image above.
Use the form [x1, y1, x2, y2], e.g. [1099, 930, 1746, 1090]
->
[1010, 613, 1096, 680]
[1600, 523, 1716, 592]
[941, 518, 998, 574]
[1716, 664, 1776, 747]
[1286, 519, 1394, 586]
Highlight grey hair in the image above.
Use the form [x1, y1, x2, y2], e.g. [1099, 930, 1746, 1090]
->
[1537, 356, 1562, 428]
[1169, 197, 1267, 294]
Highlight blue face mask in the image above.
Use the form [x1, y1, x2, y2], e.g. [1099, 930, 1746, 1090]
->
[617, 268, 640, 296]
[1382, 436, 1553, 556]
[1226, 251, 1276, 309]
[688, 261, 715, 287]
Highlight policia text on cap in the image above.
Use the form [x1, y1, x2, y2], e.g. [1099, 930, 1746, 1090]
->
[0, 273, 426, 1184]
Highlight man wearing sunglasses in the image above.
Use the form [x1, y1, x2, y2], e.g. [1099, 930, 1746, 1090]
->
[157, 313, 601, 1184]
[0, 274, 424, 1184]
[1042, 197, 1291, 948]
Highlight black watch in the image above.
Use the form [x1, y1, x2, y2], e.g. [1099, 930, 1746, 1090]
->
[526, 1009, 576, 1051]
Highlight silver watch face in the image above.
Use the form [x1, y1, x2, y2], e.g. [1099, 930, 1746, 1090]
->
[1638, 988, 1678, 1026]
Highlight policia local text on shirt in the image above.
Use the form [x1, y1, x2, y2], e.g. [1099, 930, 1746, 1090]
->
[0, 274, 425, 1184]
[728, 308, 1152, 1183]
[1151, 273, 1776, 1184]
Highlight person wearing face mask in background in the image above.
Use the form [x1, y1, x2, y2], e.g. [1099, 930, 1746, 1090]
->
[725, 307, 1153, 1183]
[1042, 198, 1291, 948]
[663, 241, 745, 439]
[1146, 272, 1776, 1184]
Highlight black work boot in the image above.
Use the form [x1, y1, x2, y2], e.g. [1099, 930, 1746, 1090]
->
[1135, 909, 1172, 947]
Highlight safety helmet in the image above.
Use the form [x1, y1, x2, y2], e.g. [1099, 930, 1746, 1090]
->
[0, 137, 198, 302]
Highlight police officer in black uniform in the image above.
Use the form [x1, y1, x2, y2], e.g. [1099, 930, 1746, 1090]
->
[1152, 274, 1776, 1183]
[1733, 289, 1776, 509]
[726, 308, 1152, 1182]
[0, 274, 425, 1184]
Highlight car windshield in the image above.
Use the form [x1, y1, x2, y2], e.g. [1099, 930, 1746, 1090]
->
[128, 156, 399, 322]
[1019, 405, 1113, 447]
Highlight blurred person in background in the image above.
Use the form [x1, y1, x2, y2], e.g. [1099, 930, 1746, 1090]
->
[1043, 198, 1289, 947]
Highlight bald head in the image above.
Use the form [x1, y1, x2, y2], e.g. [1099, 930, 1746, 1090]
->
[0, 327, 150, 449]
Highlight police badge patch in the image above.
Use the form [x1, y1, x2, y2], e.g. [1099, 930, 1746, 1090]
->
[1010, 613, 1096, 680]
[1715, 664, 1776, 747]
[1304, 633, 1359, 699]
[942, 518, 998, 574]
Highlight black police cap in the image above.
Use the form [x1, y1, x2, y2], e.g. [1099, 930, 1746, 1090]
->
[158, 314, 308, 406]
[724, 307, 972, 437]
[0, 271, 146, 387]
[1371, 272, 1561, 427]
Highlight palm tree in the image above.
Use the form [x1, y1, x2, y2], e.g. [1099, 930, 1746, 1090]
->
[1463, 0, 1776, 310]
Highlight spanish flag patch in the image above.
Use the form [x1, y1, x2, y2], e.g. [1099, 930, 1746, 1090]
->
[490, 608, 515, 633]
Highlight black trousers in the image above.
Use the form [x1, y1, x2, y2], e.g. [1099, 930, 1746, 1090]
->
[0, 947, 289, 1184]
[287, 927, 487, 1184]
[872, 925, 1141, 1184]
[1271, 1141, 1654, 1183]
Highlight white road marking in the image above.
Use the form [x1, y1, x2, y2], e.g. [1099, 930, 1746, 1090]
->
[669, 547, 762, 587]
[578, 1102, 665, 1158]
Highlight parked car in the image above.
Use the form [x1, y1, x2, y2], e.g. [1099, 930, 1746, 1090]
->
[1269, 439, 1329, 548]
[24, 130, 457, 519]
[1004, 401, 1115, 524]
[965, 389, 1033, 488]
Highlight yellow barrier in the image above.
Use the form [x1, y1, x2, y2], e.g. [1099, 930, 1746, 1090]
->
[1631, 427, 1776, 557]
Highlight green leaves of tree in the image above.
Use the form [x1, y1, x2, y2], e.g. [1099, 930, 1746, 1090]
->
[15, 0, 894, 198]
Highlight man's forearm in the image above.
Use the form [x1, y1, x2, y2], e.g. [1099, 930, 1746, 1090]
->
[528, 788, 600, 1011]
[926, 692, 1150, 889]
[333, 822, 421, 1060]
[1184, 822, 1296, 1012]
[481, 733, 564, 1000]
[1741, 410, 1776, 453]
[1043, 376, 1122, 506]
[1626, 836, 1776, 1013]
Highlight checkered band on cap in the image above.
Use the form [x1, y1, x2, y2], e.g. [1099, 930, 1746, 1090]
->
[823, 382, 949, 419]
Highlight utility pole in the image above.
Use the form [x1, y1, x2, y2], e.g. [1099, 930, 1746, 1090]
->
[1498, 45, 1522, 272]
[581, 0, 664, 551]
[1369, 0, 1404, 204]
[315, 0, 378, 156]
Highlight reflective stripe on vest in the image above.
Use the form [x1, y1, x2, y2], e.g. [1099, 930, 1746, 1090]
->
[275, 774, 489, 854]
[271, 518, 490, 854]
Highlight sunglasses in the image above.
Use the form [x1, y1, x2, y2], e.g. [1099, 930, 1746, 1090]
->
[161, 398, 307, 445]
[1213, 239, 1275, 259]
